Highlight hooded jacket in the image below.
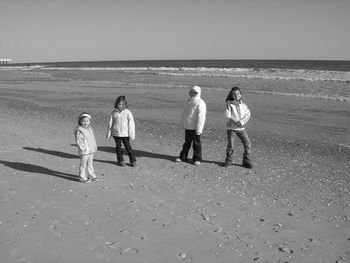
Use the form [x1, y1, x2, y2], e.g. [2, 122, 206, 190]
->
[225, 100, 251, 131]
[181, 86, 206, 134]
[75, 126, 97, 156]
[106, 108, 135, 139]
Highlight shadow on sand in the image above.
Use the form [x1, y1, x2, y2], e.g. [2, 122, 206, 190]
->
[23, 146, 116, 165]
[0, 160, 78, 181]
[98, 146, 222, 165]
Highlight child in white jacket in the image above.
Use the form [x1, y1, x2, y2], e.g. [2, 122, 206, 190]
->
[75, 112, 98, 182]
[175, 86, 206, 165]
[223, 87, 253, 168]
[106, 96, 136, 167]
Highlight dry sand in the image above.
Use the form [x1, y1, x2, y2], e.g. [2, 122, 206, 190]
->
[0, 71, 349, 263]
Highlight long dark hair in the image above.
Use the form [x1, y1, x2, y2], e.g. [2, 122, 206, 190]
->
[226, 86, 241, 102]
[114, 95, 128, 110]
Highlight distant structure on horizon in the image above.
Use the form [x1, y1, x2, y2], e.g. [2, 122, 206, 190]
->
[0, 58, 12, 64]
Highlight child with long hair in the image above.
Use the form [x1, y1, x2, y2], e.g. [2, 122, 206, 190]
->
[106, 96, 136, 167]
[75, 112, 98, 182]
[223, 87, 253, 168]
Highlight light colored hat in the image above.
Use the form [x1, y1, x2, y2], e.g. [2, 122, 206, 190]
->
[79, 113, 91, 119]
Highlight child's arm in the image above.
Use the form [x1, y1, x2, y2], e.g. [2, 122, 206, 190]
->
[128, 111, 135, 140]
[106, 114, 113, 139]
[225, 103, 239, 123]
[196, 101, 206, 135]
[239, 105, 251, 126]
[75, 130, 86, 151]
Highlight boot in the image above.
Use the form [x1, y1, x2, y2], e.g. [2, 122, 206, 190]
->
[242, 153, 253, 169]
[223, 149, 234, 167]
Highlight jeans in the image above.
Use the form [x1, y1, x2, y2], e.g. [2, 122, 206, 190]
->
[226, 129, 251, 163]
[113, 136, 136, 163]
[79, 154, 96, 180]
[179, 129, 202, 162]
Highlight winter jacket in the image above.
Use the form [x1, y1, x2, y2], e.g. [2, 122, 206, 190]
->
[225, 100, 251, 131]
[181, 86, 206, 135]
[106, 108, 135, 139]
[75, 126, 97, 156]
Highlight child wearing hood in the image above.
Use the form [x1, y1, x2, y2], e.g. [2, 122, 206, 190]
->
[175, 85, 206, 165]
[75, 112, 98, 182]
[223, 86, 253, 168]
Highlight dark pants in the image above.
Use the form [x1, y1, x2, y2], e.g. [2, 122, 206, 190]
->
[113, 136, 136, 163]
[179, 129, 202, 162]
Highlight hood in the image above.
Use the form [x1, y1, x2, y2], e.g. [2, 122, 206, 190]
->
[190, 85, 201, 98]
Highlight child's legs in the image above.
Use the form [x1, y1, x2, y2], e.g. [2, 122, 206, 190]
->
[79, 155, 89, 180]
[225, 130, 235, 163]
[121, 137, 136, 163]
[179, 129, 193, 161]
[236, 129, 251, 162]
[192, 133, 202, 162]
[86, 154, 96, 178]
[113, 136, 124, 162]
[226, 129, 235, 150]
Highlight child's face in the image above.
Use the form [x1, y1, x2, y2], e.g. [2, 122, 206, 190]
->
[189, 90, 198, 98]
[81, 117, 90, 128]
[117, 101, 125, 111]
[232, 90, 242, 101]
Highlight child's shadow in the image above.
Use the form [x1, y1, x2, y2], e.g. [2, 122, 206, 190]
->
[0, 160, 78, 181]
[23, 146, 116, 165]
[98, 146, 222, 165]
[98, 146, 175, 161]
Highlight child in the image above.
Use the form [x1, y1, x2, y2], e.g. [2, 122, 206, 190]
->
[223, 86, 253, 168]
[175, 85, 206, 165]
[106, 96, 136, 167]
[74, 112, 98, 182]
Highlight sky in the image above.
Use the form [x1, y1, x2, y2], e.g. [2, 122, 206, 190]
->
[1, 0, 349, 63]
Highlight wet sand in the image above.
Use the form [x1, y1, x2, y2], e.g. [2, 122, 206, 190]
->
[0, 70, 349, 262]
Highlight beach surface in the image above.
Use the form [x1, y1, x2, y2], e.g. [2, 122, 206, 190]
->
[0, 70, 349, 263]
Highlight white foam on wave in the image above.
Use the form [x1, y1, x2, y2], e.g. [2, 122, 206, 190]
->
[2, 65, 349, 82]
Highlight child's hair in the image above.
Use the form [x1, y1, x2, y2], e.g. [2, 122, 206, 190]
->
[114, 95, 128, 110]
[226, 86, 242, 101]
[78, 112, 91, 126]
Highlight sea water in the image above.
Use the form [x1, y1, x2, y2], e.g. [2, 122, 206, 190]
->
[2, 59, 350, 102]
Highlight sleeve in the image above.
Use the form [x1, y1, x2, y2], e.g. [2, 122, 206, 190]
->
[239, 105, 251, 126]
[128, 110, 135, 140]
[75, 130, 86, 151]
[106, 114, 113, 139]
[196, 101, 206, 135]
[225, 103, 239, 123]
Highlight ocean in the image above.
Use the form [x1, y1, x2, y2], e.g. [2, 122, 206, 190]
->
[1, 59, 349, 103]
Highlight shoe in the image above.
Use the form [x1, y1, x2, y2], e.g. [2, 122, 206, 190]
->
[118, 161, 126, 167]
[131, 162, 137, 167]
[194, 161, 201, 166]
[175, 157, 182, 162]
[91, 177, 99, 181]
[243, 162, 253, 169]
[79, 178, 91, 183]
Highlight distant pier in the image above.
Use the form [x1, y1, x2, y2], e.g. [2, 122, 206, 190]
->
[0, 59, 11, 64]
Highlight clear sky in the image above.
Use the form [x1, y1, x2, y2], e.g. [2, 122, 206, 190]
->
[1, 0, 349, 63]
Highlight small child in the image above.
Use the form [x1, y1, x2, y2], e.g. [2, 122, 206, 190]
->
[175, 85, 206, 165]
[223, 86, 253, 168]
[74, 112, 98, 182]
[106, 96, 136, 167]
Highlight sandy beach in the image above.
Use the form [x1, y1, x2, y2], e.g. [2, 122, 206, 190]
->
[0, 70, 349, 263]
